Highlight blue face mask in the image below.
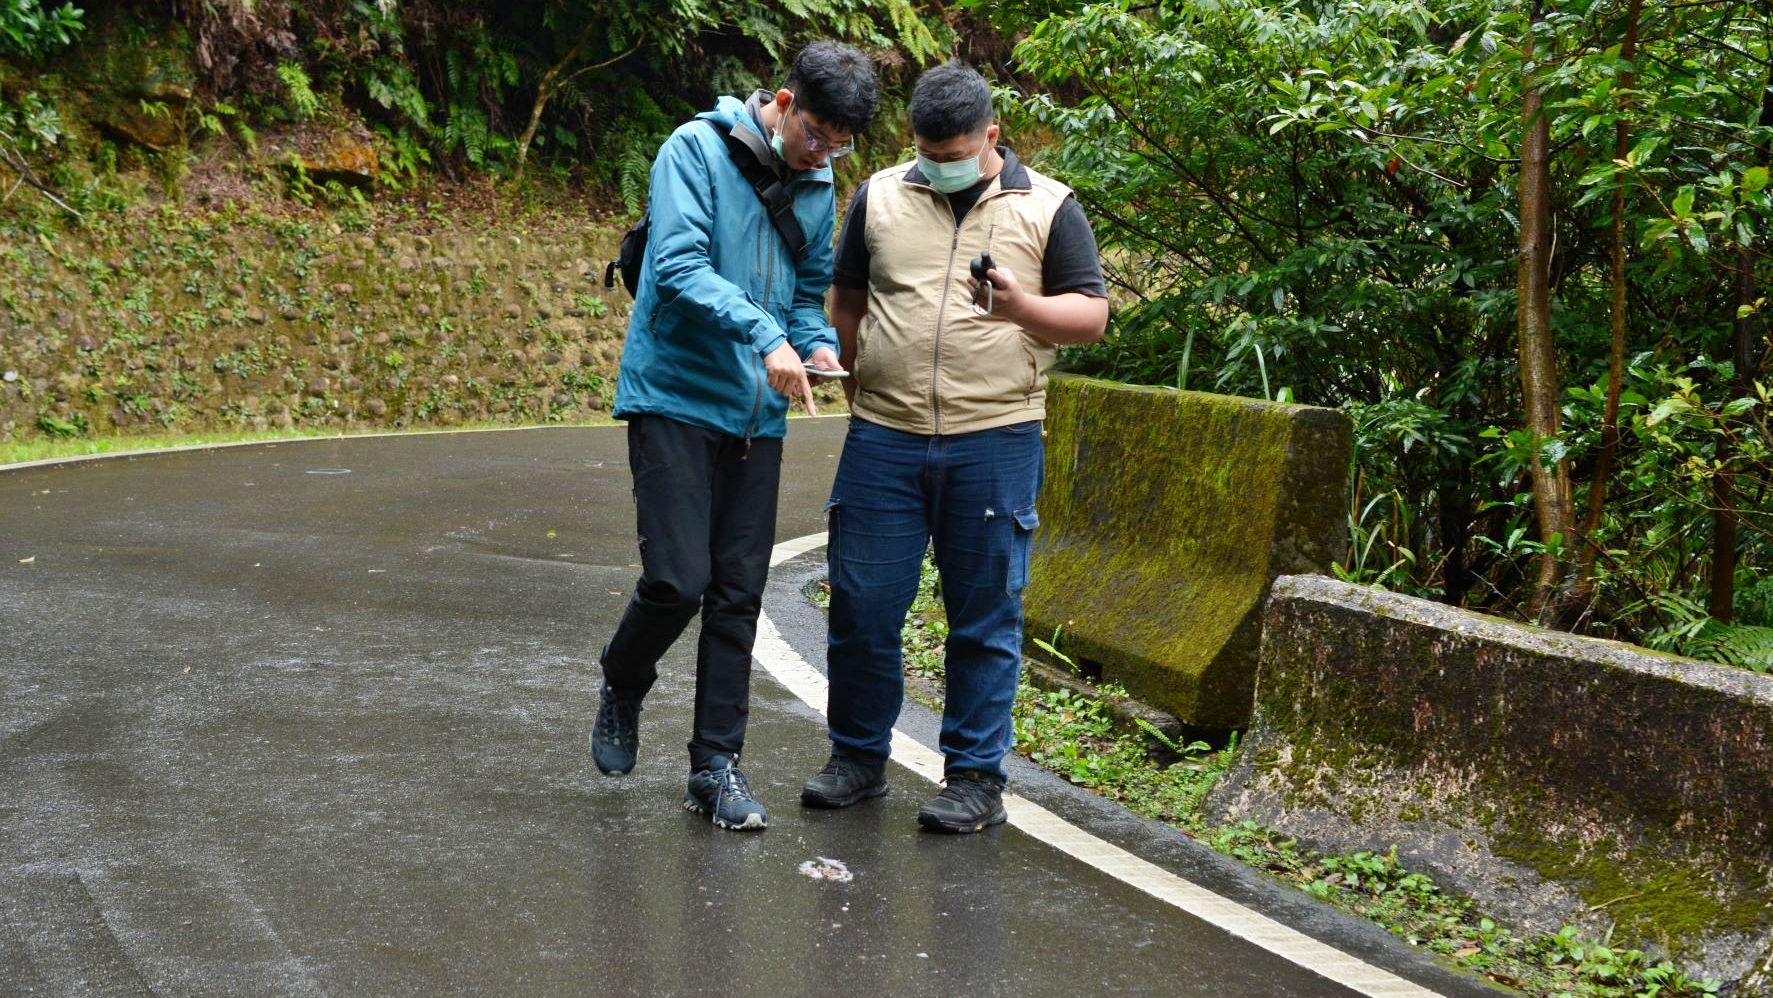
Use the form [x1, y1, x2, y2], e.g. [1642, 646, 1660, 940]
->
[916, 135, 989, 194]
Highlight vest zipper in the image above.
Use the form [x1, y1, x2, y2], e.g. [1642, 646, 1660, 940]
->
[909, 177, 1014, 437]
[931, 203, 960, 435]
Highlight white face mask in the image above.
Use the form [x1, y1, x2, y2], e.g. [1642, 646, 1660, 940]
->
[916, 133, 990, 194]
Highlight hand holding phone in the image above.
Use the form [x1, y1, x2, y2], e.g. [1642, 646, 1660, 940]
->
[969, 251, 998, 315]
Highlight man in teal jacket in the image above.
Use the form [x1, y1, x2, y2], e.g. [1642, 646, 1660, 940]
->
[594, 41, 877, 831]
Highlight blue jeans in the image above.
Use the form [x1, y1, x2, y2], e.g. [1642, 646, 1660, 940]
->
[825, 417, 1044, 782]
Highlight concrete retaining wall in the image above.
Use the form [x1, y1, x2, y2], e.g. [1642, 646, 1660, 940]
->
[1207, 574, 1773, 988]
[1025, 375, 1351, 729]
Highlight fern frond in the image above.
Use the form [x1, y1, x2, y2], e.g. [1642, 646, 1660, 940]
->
[1690, 621, 1773, 674]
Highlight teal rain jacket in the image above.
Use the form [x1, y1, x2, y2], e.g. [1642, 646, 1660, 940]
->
[613, 95, 839, 440]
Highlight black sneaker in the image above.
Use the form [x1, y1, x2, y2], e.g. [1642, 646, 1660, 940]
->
[800, 754, 889, 809]
[684, 755, 768, 831]
[916, 771, 1007, 834]
[589, 682, 642, 776]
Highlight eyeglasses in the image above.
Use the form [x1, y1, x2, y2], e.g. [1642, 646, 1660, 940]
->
[791, 104, 855, 159]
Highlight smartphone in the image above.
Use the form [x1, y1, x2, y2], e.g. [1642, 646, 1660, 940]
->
[805, 365, 850, 378]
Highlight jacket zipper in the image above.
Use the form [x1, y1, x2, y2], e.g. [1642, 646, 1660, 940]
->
[744, 357, 763, 458]
[745, 213, 774, 456]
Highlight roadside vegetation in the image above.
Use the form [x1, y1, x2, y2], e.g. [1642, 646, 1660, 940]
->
[817, 558, 1723, 998]
[988, 0, 1772, 671]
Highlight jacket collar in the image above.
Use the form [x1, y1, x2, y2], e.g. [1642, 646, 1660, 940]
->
[903, 145, 1028, 192]
[715, 90, 833, 186]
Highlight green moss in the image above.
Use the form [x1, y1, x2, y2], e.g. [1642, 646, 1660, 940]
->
[1494, 827, 1771, 950]
[2, 193, 629, 445]
[1025, 376, 1351, 727]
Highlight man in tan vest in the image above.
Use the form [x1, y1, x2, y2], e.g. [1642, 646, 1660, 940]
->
[799, 61, 1109, 832]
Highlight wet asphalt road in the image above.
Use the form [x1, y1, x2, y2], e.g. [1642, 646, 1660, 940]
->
[0, 421, 1497, 997]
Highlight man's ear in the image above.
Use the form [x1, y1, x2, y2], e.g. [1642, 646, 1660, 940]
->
[775, 88, 794, 109]
[987, 122, 1001, 146]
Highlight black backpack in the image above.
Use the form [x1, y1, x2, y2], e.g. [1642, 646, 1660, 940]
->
[604, 119, 808, 297]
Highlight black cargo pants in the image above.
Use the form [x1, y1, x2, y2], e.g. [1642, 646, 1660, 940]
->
[601, 413, 782, 770]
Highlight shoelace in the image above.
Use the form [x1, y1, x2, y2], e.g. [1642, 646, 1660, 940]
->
[598, 692, 638, 744]
[820, 757, 861, 781]
[939, 774, 998, 810]
[711, 765, 754, 805]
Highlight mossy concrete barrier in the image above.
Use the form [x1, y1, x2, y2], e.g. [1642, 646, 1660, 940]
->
[1025, 375, 1350, 729]
[1207, 575, 1773, 989]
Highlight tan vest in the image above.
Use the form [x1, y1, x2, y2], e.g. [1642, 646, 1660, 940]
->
[851, 154, 1072, 435]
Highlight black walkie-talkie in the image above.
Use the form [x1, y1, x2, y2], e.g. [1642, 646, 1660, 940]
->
[969, 250, 997, 315]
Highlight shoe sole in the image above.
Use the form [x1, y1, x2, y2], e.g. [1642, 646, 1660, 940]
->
[587, 734, 634, 776]
[916, 805, 1008, 834]
[682, 796, 768, 831]
[800, 782, 890, 809]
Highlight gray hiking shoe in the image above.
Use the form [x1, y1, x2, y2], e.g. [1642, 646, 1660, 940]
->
[684, 755, 768, 831]
[590, 682, 642, 776]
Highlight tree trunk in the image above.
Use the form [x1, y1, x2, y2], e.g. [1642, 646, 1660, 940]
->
[1712, 55, 1773, 620]
[514, 19, 602, 180]
[1564, 0, 1642, 626]
[1518, 2, 1577, 624]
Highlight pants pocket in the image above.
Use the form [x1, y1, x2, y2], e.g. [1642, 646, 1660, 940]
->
[825, 498, 842, 579]
[1008, 505, 1039, 596]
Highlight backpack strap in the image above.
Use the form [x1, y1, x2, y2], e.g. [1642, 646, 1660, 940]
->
[701, 119, 808, 262]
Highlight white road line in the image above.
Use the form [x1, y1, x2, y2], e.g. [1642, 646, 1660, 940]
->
[760, 533, 1449, 998]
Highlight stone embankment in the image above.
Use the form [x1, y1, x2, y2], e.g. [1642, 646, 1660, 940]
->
[1, 212, 636, 444]
[1207, 575, 1773, 989]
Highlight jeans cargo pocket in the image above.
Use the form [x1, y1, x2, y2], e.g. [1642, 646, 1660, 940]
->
[825, 497, 842, 577]
[1008, 505, 1039, 596]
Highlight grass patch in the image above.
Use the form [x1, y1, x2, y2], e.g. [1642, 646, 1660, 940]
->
[0, 418, 619, 469]
[1209, 823, 1721, 997]
[811, 554, 1726, 998]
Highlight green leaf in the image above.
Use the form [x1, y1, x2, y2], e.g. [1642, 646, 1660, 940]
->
[1743, 166, 1770, 197]
[1646, 396, 1693, 427]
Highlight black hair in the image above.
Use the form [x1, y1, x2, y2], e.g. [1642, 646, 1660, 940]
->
[910, 61, 993, 142]
[785, 41, 880, 134]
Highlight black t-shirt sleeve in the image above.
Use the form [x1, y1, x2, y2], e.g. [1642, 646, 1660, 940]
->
[832, 180, 871, 290]
[1041, 196, 1108, 298]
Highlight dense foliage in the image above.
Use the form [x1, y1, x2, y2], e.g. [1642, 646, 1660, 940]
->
[165, 0, 948, 190]
[995, 0, 1771, 664]
[2, 0, 948, 201]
